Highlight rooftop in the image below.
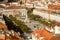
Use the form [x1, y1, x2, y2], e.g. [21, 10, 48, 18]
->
[32, 30, 53, 40]
[6, 32, 24, 40]
[0, 22, 24, 40]
[48, 4, 60, 10]
[32, 29, 60, 40]
[0, 22, 7, 29]
[5, 5, 25, 9]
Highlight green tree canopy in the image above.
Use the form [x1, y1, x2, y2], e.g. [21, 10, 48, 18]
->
[3, 15, 24, 35]
[9, 15, 29, 32]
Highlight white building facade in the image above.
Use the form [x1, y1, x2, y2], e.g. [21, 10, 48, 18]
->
[33, 9, 60, 22]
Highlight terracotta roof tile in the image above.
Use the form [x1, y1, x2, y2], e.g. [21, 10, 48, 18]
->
[6, 32, 24, 40]
[5, 5, 25, 9]
[32, 30, 53, 40]
[50, 36, 60, 40]
[0, 22, 7, 29]
[48, 4, 60, 10]
[14, 32, 24, 40]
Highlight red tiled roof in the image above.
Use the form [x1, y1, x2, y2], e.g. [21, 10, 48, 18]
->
[0, 22, 7, 29]
[32, 30, 53, 40]
[6, 5, 25, 9]
[48, 4, 60, 10]
[50, 36, 60, 40]
[6, 32, 24, 40]
[14, 32, 24, 40]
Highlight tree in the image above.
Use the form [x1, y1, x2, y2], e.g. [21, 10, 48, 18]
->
[3, 15, 24, 36]
[27, 12, 40, 20]
[9, 15, 29, 33]
[27, 12, 52, 26]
